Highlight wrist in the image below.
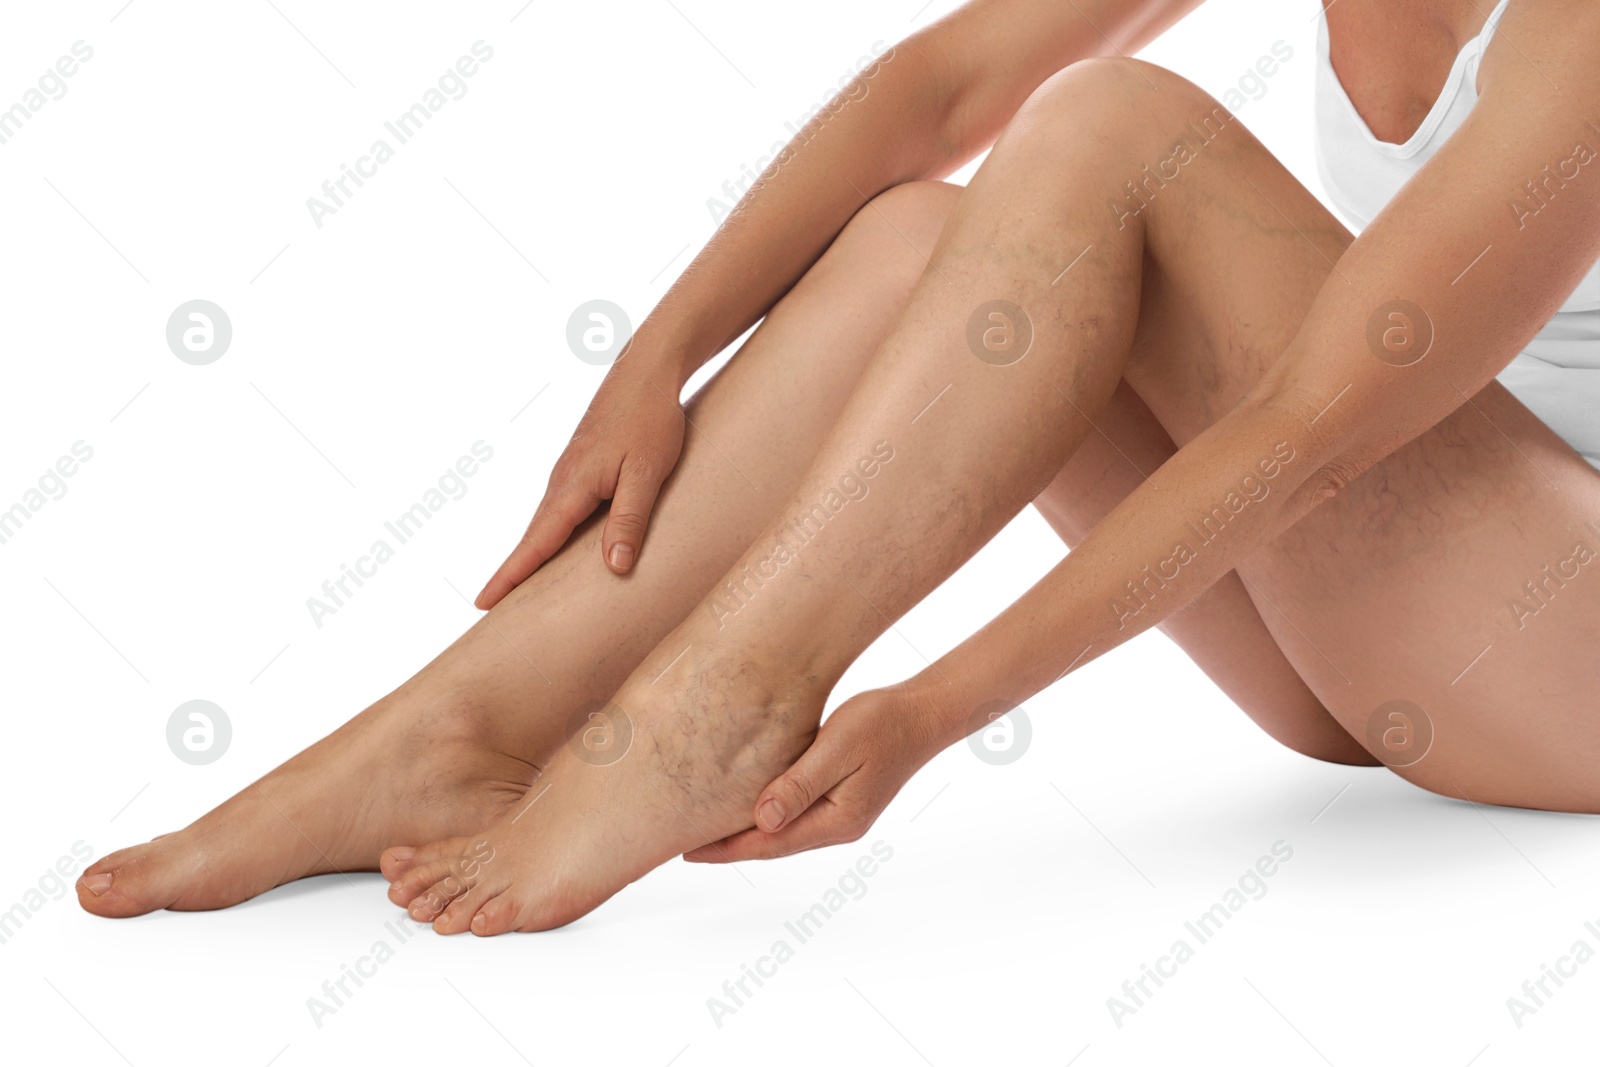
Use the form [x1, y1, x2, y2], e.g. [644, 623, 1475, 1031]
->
[903, 652, 1045, 756]
[618, 315, 701, 393]
[890, 671, 986, 762]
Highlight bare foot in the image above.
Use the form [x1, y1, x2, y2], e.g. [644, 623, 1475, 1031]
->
[382, 655, 821, 934]
[76, 689, 543, 918]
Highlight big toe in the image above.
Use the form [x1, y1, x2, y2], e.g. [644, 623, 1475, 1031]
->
[76, 844, 188, 918]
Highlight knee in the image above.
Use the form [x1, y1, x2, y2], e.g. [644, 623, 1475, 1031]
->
[1012, 57, 1224, 150]
[840, 179, 960, 256]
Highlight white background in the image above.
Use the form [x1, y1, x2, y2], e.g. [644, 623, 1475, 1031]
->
[2, 1, 1597, 1064]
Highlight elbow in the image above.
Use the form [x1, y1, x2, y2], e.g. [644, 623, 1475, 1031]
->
[1243, 381, 1377, 515]
[1302, 456, 1367, 504]
[1284, 436, 1386, 528]
[1283, 422, 1371, 518]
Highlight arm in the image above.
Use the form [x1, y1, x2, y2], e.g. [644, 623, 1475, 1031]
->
[692, 0, 1600, 859]
[631, 0, 1208, 384]
[915, 0, 1600, 738]
[477, 0, 1204, 605]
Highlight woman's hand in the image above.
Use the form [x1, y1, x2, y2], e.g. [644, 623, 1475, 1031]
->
[684, 684, 947, 863]
[475, 367, 686, 609]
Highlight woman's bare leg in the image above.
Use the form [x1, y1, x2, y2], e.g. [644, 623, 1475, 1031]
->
[394, 56, 1600, 934]
[75, 182, 956, 918]
[1034, 380, 1377, 765]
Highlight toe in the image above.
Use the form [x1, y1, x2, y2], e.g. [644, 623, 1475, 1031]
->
[408, 874, 471, 923]
[381, 838, 460, 881]
[378, 845, 418, 881]
[76, 844, 185, 918]
[388, 857, 462, 910]
[469, 889, 524, 937]
[386, 838, 473, 907]
[434, 878, 505, 936]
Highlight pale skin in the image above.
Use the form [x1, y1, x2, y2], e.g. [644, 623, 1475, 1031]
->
[78, 0, 1600, 932]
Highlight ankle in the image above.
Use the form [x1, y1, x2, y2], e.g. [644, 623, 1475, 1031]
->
[644, 622, 831, 704]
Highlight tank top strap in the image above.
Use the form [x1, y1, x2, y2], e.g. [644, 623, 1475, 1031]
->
[1478, 0, 1516, 49]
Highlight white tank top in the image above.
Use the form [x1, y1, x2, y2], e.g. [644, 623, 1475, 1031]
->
[1313, 0, 1600, 470]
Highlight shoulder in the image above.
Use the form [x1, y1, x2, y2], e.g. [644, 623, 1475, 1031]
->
[1480, 0, 1600, 105]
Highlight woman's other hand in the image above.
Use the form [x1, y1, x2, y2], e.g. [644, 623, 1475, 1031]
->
[475, 364, 685, 609]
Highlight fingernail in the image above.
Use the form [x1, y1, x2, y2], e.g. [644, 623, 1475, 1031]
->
[388, 846, 414, 863]
[757, 798, 785, 831]
[609, 543, 634, 571]
[79, 873, 113, 896]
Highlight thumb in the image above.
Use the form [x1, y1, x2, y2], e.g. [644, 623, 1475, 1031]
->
[601, 456, 664, 574]
[753, 724, 856, 833]
[682, 717, 871, 862]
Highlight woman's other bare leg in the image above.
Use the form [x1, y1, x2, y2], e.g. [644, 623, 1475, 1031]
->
[76, 182, 959, 918]
[1034, 380, 1377, 765]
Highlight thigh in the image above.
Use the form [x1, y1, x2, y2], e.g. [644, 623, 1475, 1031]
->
[1035, 379, 1376, 764]
[1113, 63, 1600, 809]
[1249, 388, 1600, 809]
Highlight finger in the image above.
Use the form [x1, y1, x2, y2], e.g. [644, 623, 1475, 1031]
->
[475, 479, 600, 609]
[601, 456, 664, 574]
[683, 801, 851, 863]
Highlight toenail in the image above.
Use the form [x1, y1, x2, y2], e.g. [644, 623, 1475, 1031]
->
[757, 798, 785, 831]
[388, 847, 414, 862]
[79, 873, 113, 896]
[472, 913, 486, 932]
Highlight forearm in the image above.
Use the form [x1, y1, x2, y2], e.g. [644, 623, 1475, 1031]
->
[627, 0, 1203, 390]
[631, 42, 947, 383]
[617, 39, 964, 393]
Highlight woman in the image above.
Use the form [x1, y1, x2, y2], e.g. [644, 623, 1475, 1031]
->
[78, 0, 1600, 934]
